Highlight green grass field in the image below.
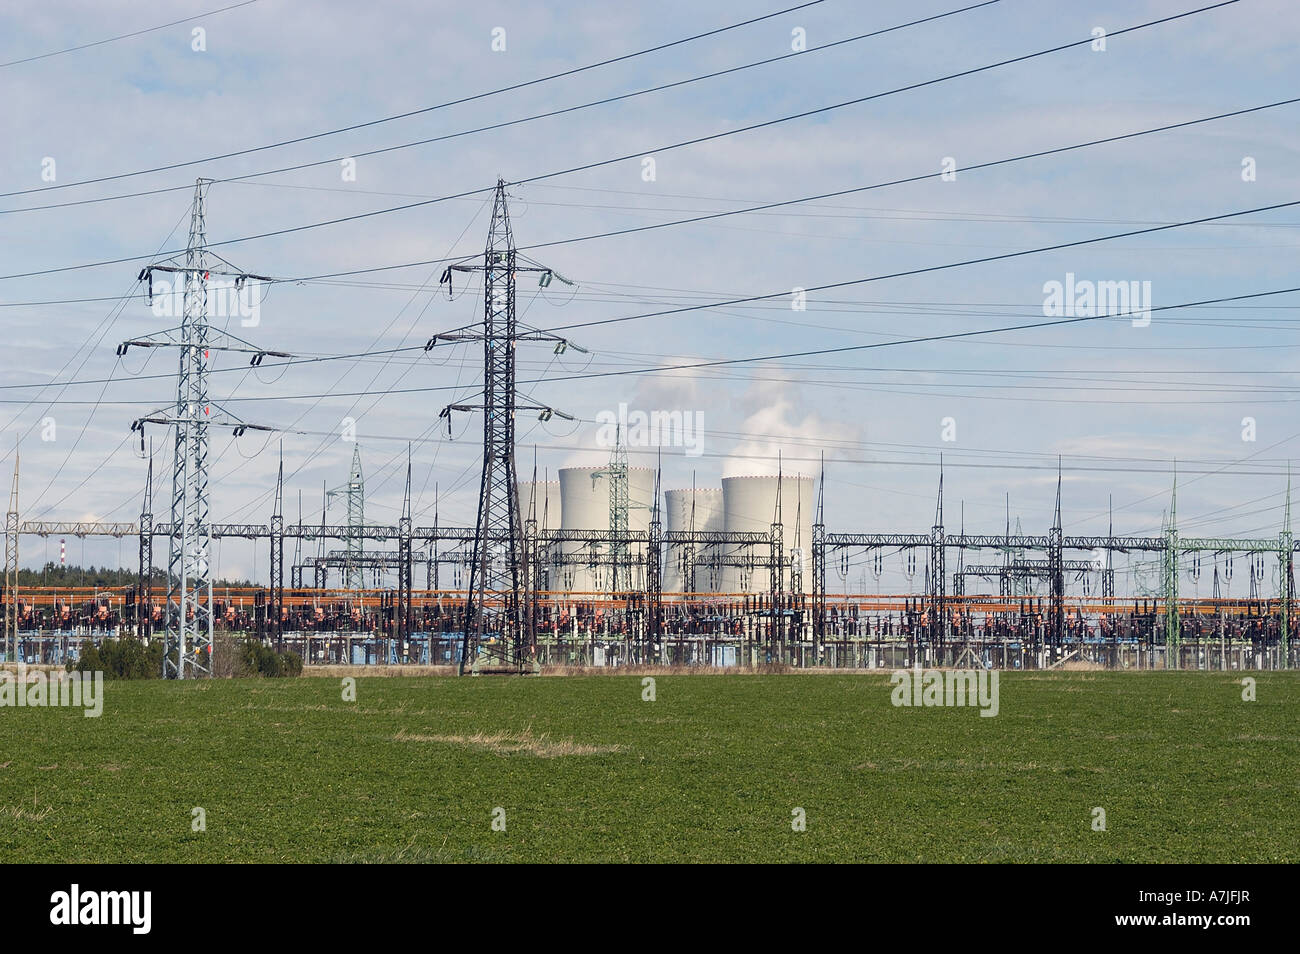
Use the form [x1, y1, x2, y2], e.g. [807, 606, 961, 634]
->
[0, 672, 1295, 863]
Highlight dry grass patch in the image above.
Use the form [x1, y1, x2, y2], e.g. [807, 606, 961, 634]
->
[393, 727, 621, 758]
[0, 803, 54, 822]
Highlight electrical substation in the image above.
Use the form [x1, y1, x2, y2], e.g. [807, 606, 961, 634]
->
[3, 178, 1296, 676]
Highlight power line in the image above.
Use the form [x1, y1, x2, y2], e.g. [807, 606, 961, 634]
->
[0, 1, 828, 197]
[0, 1, 1241, 282]
[0, 0, 261, 68]
[0, 2, 1001, 217]
[31, 283, 1282, 406]
[536, 199, 1300, 336]
[6, 188, 1300, 398]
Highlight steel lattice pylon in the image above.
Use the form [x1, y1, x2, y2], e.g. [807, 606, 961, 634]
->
[121, 179, 286, 678]
[590, 425, 635, 595]
[166, 184, 215, 677]
[464, 182, 525, 673]
[328, 445, 365, 590]
[607, 432, 630, 593]
[137, 457, 153, 639]
[437, 179, 578, 674]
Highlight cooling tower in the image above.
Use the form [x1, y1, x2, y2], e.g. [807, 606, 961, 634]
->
[720, 475, 815, 594]
[515, 480, 561, 529]
[557, 465, 656, 593]
[663, 487, 725, 593]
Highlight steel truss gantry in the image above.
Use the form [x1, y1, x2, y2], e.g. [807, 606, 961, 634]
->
[15, 459, 1299, 670]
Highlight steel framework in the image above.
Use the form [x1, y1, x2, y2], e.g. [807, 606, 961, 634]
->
[327, 446, 366, 590]
[119, 179, 287, 678]
[435, 179, 576, 674]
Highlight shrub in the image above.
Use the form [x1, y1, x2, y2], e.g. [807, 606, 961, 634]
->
[280, 649, 303, 677]
[237, 639, 302, 678]
[68, 638, 165, 679]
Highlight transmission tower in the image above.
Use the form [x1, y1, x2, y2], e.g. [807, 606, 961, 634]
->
[434, 179, 578, 674]
[592, 424, 642, 596]
[328, 445, 365, 590]
[137, 453, 153, 638]
[606, 427, 630, 593]
[398, 449, 414, 656]
[120, 178, 287, 678]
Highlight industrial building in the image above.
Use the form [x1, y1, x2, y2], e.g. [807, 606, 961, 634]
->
[555, 465, 655, 593]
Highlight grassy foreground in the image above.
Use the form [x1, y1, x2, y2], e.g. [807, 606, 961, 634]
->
[0, 672, 1295, 863]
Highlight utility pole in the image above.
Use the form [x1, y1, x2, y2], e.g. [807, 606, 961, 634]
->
[435, 179, 579, 675]
[120, 179, 287, 678]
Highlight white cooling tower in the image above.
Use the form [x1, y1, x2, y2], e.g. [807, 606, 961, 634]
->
[557, 465, 656, 593]
[720, 475, 815, 594]
[515, 480, 561, 529]
[663, 487, 725, 593]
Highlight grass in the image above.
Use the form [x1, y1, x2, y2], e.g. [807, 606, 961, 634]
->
[0, 672, 1295, 863]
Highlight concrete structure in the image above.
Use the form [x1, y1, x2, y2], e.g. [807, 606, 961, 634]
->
[556, 465, 655, 593]
[516, 480, 561, 529]
[663, 487, 725, 592]
[720, 475, 815, 594]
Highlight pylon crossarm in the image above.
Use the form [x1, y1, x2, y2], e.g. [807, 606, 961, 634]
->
[133, 407, 276, 434]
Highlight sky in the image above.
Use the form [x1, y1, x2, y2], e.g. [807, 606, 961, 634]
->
[1, 0, 1299, 595]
